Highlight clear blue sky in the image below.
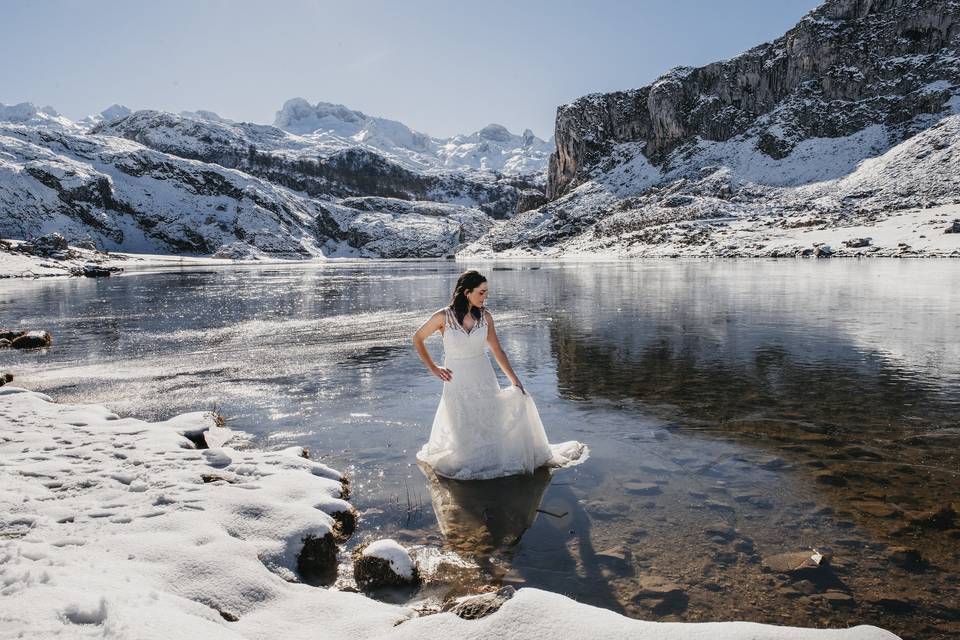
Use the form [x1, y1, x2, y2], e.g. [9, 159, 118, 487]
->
[1, 0, 822, 138]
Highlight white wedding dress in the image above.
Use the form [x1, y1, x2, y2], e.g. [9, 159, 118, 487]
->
[417, 308, 588, 480]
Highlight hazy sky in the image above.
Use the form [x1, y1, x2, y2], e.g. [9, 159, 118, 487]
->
[1, 0, 821, 138]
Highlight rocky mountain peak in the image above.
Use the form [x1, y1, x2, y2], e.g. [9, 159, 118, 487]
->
[546, 0, 960, 199]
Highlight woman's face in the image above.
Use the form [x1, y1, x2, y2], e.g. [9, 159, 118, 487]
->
[466, 282, 488, 308]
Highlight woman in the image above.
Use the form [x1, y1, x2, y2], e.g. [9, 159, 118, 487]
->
[412, 269, 587, 480]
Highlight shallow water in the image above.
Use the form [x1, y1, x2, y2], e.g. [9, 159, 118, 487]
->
[2, 260, 959, 637]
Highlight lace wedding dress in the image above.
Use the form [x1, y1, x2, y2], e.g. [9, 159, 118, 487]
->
[417, 308, 587, 480]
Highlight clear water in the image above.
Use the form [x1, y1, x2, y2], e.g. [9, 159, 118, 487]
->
[2, 260, 959, 637]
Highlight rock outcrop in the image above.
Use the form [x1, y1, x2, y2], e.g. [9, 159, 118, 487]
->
[468, 0, 960, 258]
[547, 0, 960, 200]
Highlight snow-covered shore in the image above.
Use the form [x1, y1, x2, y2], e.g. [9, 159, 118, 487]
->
[0, 386, 900, 639]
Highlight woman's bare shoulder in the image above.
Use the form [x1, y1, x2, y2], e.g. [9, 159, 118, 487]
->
[482, 307, 494, 320]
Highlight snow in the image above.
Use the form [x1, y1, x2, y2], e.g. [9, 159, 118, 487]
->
[274, 98, 552, 175]
[0, 386, 899, 639]
[362, 539, 416, 580]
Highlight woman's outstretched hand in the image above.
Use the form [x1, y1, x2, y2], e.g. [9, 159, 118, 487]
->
[511, 377, 526, 394]
[431, 366, 453, 382]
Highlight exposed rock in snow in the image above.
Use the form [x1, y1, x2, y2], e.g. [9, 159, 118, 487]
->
[471, 0, 960, 258]
[353, 539, 420, 589]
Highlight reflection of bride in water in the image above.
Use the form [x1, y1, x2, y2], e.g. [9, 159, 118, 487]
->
[412, 269, 587, 480]
[418, 461, 553, 557]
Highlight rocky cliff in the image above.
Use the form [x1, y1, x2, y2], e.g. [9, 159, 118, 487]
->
[548, 0, 960, 200]
[469, 0, 960, 258]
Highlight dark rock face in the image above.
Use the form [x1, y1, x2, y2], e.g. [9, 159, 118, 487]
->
[547, 0, 960, 200]
[516, 188, 548, 214]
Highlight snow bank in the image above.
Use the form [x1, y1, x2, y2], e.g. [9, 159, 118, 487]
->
[0, 387, 899, 639]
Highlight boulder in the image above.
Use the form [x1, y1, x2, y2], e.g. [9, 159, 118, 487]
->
[944, 220, 960, 234]
[352, 539, 420, 590]
[0, 330, 25, 341]
[762, 549, 830, 575]
[814, 244, 835, 258]
[0, 372, 13, 386]
[842, 237, 872, 248]
[10, 331, 52, 349]
[442, 586, 515, 620]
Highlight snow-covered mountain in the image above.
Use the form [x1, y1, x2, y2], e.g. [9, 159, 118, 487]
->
[0, 98, 547, 259]
[471, 0, 960, 258]
[0, 103, 82, 133]
[273, 98, 553, 175]
[0, 121, 496, 259]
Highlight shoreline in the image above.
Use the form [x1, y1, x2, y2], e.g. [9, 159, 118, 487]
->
[2, 204, 959, 279]
[0, 385, 900, 639]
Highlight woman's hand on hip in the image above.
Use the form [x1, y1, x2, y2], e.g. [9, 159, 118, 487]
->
[431, 366, 453, 382]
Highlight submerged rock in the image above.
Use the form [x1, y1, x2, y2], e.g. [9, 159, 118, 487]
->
[624, 481, 661, 495]
[885, 546, 927, 570]
[628, 575, 689, 614]
[762, 549, 830, 575]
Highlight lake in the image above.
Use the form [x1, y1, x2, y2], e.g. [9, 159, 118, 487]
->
[2, 259, 958, 638]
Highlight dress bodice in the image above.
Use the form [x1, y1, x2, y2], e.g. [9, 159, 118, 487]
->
[441, 308, 488, 361]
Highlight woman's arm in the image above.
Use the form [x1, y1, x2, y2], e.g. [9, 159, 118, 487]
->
[412, 310, 453, 382]
[484, 310, 525, 393]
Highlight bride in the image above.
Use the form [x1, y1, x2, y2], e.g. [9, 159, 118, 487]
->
[412, 269, 587, 480]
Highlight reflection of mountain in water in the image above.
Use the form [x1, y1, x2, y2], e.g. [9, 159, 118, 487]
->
[552, 321, 957, 431]
[545, 262, 960, 433]
[418, 462, 552, 559]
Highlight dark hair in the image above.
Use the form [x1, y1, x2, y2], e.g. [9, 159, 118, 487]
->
[450, 270, 487, 325]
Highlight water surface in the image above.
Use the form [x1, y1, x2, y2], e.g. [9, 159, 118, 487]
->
[2, 259, 958, 638]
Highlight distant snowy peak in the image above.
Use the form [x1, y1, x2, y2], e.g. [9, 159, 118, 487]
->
[273, 97, 550, 175]
[0, 102, 80, 131]
[274, 97, 432, 152]
[178, 109, 230, 123]
[78, 104, 133, 129]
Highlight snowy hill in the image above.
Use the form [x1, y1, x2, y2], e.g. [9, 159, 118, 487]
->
[0, 98, 551, 260]
[471, 0, 960, 258]
[0, 122, 498, 259]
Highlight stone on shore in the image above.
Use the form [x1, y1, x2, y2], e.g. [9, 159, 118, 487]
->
[10, 331, 52, 349]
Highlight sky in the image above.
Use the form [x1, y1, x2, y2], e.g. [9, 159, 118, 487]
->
[0, 0, 822, 139]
